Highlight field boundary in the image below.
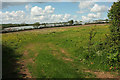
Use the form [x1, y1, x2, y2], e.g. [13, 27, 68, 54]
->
[1, 24, 109, 34]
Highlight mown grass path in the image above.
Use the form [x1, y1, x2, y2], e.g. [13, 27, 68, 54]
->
[21, 43, 118, 78]
[2, 24, 119, 78]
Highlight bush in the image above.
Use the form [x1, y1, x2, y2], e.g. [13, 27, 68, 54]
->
[106, 1, 120, 70]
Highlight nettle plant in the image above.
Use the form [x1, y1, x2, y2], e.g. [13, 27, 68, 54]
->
[107, 1, 120, 70]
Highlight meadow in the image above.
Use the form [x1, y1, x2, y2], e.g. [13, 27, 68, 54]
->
[2, 24, 119, 78]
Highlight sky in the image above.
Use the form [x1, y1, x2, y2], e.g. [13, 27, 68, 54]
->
[0, 1, 116, 24]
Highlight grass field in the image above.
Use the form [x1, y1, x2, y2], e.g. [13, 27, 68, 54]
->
[2, 24, 119, 78]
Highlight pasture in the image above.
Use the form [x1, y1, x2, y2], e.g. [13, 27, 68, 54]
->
[2, 24, 119, 78]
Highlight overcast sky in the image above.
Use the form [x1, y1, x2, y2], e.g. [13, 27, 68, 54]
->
[0, 0, 116, 24]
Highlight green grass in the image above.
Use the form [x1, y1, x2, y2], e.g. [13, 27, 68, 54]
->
[2, 24, 116, 78]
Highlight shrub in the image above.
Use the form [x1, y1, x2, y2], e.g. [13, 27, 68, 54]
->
[106, 1, 120, 70]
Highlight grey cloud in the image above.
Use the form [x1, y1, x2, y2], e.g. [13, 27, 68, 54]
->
[2, 2, 43, 9]
[2, 0, 118, 2]
[2, 2, 28, 8]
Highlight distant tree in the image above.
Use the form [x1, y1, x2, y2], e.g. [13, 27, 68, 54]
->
[80, 21, 82, 23]
[80, 21, 82, 25]
[20, 22, 29, 26]
[105, 19, 109, 23]
[68, 20, 74, 25]
[42, 23, 46, 27]
[105, 19, 108, 21]
[33, 22, 40, 28]
[75, 21, 78, 25]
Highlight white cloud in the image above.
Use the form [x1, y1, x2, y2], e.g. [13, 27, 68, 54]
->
[31, 5, 55, 16]
[27, 13, 74, 23]
[31, 6, 44, 16]
[77, 1, 110, 14]
[29, 5, 76, 23]
[82, 13, 101, 22]
[79, 1, 94, 9]
[77, 1, 95, 13]
[44, 5, 55, 14]
[88, 13, 101, 18]
[25, 4, 32, 11]
[64, 14, 71, 20]
[1, 5, 78, 24]
[77, 11, 85, 14]
[82, 16, 91, 21]
[90, 4, 109, 12]
[1, 10, 26, 24]
[108, 6, 112, 11]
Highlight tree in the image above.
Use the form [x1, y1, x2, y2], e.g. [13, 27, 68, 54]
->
[108, 1, 120, 42]
[105, 19, 109, 23]
[80, 21, 82, 23]
[107, 1, 120, 69]
[75, 21, 80, 25]
[80, 21, 82, 25]
[33, 22, 40, 28]
[68, 20, 74, 25]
